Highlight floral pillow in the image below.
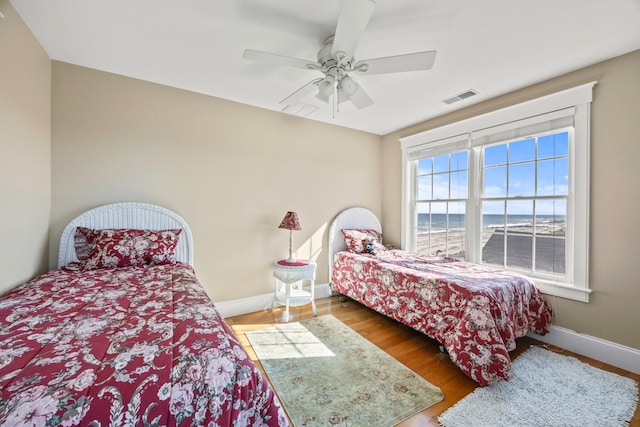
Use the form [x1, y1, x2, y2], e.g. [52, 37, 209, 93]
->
[341, 229, 383, 254]
[76, 227, 182, 270]
[74, 227, 92, 260]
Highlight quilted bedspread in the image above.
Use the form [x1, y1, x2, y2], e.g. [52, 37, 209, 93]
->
[331, 250, 552, 386]
[0, 263, 288, 426]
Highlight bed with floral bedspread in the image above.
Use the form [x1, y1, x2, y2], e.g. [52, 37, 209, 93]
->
[0, 261, 287, 426]
[331, 249, 552, 386]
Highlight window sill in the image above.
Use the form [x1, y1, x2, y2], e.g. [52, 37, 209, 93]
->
[534, 278, 591, 303]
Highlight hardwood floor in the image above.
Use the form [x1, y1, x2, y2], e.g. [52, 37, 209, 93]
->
[226, 295, 640, 426]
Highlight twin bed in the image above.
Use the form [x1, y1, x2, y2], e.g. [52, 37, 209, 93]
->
[328, 207, 552, 387]
[0, 203, 287, 426]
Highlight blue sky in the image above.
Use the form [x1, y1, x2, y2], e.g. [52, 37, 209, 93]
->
[417, 131, 569, 216]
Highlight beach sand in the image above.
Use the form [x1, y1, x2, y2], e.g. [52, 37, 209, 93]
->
[417, 222, 565, 273]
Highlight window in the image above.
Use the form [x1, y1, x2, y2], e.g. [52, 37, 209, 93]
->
[480, 131, 568, 276]
[415, 151, 468, 259]
[401, 82, 595, 302]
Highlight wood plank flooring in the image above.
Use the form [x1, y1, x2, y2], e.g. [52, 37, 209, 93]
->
[226, 295, 640, 426]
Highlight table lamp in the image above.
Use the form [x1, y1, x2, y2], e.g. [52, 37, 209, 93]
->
[279, 211, 301, 262]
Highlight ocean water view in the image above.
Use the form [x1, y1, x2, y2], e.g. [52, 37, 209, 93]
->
[418, 213, 565, 231]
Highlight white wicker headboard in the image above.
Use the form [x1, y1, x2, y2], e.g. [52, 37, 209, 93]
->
[58, 202, 194, 268]
[328, 207, 382, 281]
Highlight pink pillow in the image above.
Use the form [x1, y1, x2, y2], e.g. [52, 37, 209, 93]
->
[77, 227, 182, 270]
[341, 229, 383, 253]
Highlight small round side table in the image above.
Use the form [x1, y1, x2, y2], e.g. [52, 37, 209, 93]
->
[272, 259, 317, 322]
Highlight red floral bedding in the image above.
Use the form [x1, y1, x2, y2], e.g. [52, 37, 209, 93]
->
[331, 250, 552, 386]
[0, 262, 288, 426]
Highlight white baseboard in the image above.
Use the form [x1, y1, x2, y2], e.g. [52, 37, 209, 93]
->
[218, 287, 639, 375]
[215, 283, 332, 319]
[528, 325, 640, 375]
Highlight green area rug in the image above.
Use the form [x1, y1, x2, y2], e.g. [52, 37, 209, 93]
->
[246, 315, 443, 427]
[438, 346, 639, 427]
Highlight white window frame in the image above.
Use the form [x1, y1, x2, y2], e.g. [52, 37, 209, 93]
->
[400, 82, 596, 302]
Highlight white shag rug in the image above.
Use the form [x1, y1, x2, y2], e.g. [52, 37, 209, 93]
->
[438, 346, 639, 427]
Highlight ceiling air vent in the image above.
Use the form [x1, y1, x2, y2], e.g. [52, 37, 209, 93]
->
[443, 89, 478, 105]
[281, 102, 318, 117]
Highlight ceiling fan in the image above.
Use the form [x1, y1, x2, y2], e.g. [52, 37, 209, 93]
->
[242, 0, 437, 111]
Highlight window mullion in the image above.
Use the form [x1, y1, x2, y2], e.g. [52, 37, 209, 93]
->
[502, 200, 507, 268]
[467, 146, 481, 263]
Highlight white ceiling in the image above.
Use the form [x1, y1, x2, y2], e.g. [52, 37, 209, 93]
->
[8, 0, 640, 135]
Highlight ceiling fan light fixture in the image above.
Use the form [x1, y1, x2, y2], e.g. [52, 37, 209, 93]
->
[340, 75, 359, 96]
[318, 76, 335, 97]
[315, 91, 330, 103]
[337, 86, 350, 103]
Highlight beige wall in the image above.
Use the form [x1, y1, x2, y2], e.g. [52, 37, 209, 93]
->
[0, 0, 51, 295]
[50, 61, 381, 302]
[382, 49, 640, 350]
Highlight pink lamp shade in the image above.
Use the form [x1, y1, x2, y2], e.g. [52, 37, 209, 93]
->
[279, 211, 301, 231]
[279, 211, 301, 262]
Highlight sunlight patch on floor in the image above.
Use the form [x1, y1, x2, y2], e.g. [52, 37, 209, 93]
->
[245, 323, 336, 359]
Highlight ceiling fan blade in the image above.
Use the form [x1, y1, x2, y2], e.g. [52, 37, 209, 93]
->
[353, 50, 437, 75]
[349, 84, 373, 110]
[279, 78, 323, 105]
[331, 0, 376, 63]
[243, 49, 319, 71]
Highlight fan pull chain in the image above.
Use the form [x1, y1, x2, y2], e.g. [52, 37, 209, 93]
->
[332, 78, 340, 119]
